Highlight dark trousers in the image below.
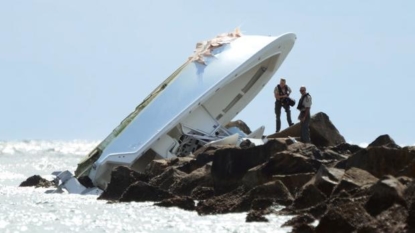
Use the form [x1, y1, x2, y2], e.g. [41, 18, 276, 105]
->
[275, 100, 293, 132]
[299, 111, 311, 143]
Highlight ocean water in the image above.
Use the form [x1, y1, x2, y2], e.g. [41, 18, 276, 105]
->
[0, 140, 295, 233]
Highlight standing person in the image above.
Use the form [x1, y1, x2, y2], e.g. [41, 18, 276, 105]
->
[297, 86, 312, 143]
[274, 78, 294, 133]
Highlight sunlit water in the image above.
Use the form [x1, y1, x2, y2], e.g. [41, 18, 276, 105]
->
[0, 140, 295, 233]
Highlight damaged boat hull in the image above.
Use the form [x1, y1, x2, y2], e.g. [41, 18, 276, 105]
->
[64, 32, 296, 192]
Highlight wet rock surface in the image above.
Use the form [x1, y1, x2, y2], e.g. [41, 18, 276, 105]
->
[19, 175, 55, 188]
[154, 196, 196, 211]
[99, 116, 415, 232]
[23, 113, 415, 231]
[99, 166, 149, 200]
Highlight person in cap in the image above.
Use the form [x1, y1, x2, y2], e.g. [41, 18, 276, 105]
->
[274, 78, 294, 132]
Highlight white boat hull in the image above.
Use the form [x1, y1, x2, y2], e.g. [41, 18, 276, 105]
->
[67, 32, 297, 191]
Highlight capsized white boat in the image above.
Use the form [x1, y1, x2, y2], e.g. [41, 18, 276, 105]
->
[53, 29, 296, 194]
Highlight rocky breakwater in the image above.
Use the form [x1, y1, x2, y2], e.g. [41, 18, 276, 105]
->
[21, 112, 415, 233]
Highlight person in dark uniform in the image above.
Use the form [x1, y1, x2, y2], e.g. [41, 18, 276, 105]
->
[274, 78, 294, 133]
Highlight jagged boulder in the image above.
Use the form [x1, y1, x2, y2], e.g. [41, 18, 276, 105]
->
[211, 140, 284, 194]
[268, 112, 346, 147]
[246, 209, 270, 222]
[286, 143, 320, 159]
[405, 180, 415, 229]
[328, 142, 363, 155]
[345, 146, 415, 178]
[306, 165, 344, 197]
[292, 184, 327, 210]
[364, 175, 407, 217]
[279, 201, 328, 220]
[242, 164, 273, 189]
[357, 204, 408, 233]
[264, 152, 318, 175]
[316, 149, 348, 161]
[119, 181, 174, 202]
[236, 181, 294, 210]
[191, 186, 215, 200]
[177, 145, 235, 174]
[332, 167, 378, 196]
[145, 159, 169, 178]
[169, 164, 213, 196]
[145, 157, 194, 178]
[283, 214, 317, 233]
[397, 156, 415, 178]
[368, 134, 400, 148]
[242, 144, 323, 191]
[154, 196, 196, 211]
[315, 202, 373, 233]
[251, 198, 274, 210]
[19, 175, 54, 188]
[196, 186, 247, 215]
[98, 166, 149, 201]
[196, 181, 293, 215]
[396, 146, 415, 178]
[272, 173, 315, 196]
[148, 167, 187, 191]
[291, 223, 316, 233]
[408, 201, 415, 229]
[282, 213, 316, 227]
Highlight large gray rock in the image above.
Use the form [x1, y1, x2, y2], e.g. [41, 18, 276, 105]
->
[19, 175, 54, 188]
[211, 140, 285, 194]
[99, 166, 149, 201]
[368, 134, 400, 148]
[405, 180, 415, 229]
[315, 202, 373, 233]
[357, 204, 408, 233]
[231, 181, 294, 213]
[364, 175, 407, 216]
[332, 167, 378, 196]
[243, 180, 294, 207]
[119, 181, 174, 202]
[345, 146, 415, 178]
[292, 184, 327, 210]
[264, 152, 318, 175]
[169, 164, 213, 196]
[196, 186, 247, 215]
[397, 159, 415, 178]
[306, 165, 344, 197]
[145, 157, 194, 178]
[268, 112, 346, 147]
[272, 173, 315, 196]
[196, 181, 293, 215]
[148, 167, 187, 191]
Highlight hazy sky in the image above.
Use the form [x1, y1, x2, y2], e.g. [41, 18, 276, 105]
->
[1, 1, 414, 146]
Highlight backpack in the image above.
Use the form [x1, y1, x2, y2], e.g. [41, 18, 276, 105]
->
[278, 85, 295, 106]
[286, 97, 296, 106]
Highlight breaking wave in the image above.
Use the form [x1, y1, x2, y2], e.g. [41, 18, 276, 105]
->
[0, 140, 99, 156]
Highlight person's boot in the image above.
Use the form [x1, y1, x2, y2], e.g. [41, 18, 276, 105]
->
[276, 119, 281, 133]
[287, 111, 294, 126]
